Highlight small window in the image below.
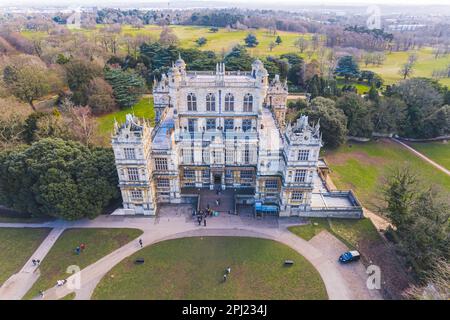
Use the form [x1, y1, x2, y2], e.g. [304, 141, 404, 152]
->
[127, 168, 139, 181]
[202, 170, 210, 179]
[224, 119, 234, 131]
[157, 178, 170, 188]
[265, 179, 278, 190]
[130, 190, 143, 201]
[292, 192, 304, 202]
[206, 119, 216, 131]
[183, 169, 195, 179]
[298, 150, 310, 161]
[187, 93, 197, 111]
[206, 93, 216, 111]
[294, 169, 307, 182]
[242, 119, 252, 132]
[243, 93, 253, 112]
[240, 170, 253, 179]
[124, 148, 136, 160]
[225, 93, 234, 111]
[155, 158, 168, 171]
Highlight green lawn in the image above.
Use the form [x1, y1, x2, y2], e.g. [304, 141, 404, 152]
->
[406, 141, 450, 170]
[336, 78, 371, 94]
[323, 139, 450, 211]
[364, 47, 450, 87]
[92, 236, 327, 300]
[22, 24, 311, 58]
[59, 292, 76, 300]
[288, 218, 380, 250]
[0, 228, 51, 286]
[24, 228, 143, 299]
[96, 97, 155, 145]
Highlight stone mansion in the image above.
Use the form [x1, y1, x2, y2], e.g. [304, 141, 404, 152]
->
[112, 57, 362, 218]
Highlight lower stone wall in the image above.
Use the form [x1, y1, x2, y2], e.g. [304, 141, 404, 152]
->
[286, 208, 364, 219]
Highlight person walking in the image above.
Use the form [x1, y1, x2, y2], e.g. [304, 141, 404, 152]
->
[39, 290, 44, 299]
[226, 267, 231, 274]
[75, 247, 80, 255]
[32, 259, 36, 266]
[223, 274, 227, 282]
[138, 239, 143, 248]
[36, 259, 41, 266]
[80, 243, 86, 251]
[204, 218, 207, 227]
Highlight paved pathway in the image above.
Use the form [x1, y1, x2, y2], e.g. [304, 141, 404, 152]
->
[392, 138, 450, 176]
[0, 205, 382, 301]
[0, 227, 65, 300]
[0, 212, 378, 301]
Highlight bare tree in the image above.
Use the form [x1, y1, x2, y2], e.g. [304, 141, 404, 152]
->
[63, 102, 97, 146]
[405, 258, 449, 300]
[399, 54, 418, 79]
[294, 37, 309, 53]
[268, 41, 276, 52]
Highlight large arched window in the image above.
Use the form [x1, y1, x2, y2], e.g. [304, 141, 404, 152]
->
[243, 93, 253, 112]
[206, 93, 215, 111]
[225, 93, 234, 112]
[187, 93, 197, 111]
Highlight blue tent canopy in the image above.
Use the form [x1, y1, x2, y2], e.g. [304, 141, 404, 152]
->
[255, 202, 279, 213]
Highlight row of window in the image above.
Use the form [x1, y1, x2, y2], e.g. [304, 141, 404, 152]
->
[182, 169, 254, 180]
[187, 93, 254, 112]
[181, 148, 255, 165]
[187, 118, 253, 132]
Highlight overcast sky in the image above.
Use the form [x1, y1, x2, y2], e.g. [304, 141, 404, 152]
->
[1, 0, 449, 6]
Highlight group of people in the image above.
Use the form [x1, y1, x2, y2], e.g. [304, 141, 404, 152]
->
[223, 267, 231, 282]
[74, 243, 86, 255]
[32, 258, 41, 266]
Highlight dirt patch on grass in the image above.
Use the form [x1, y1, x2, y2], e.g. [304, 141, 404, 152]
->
[326, 150, 388, 166]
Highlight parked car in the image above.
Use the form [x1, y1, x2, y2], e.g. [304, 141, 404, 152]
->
[339, 250, 361, 263]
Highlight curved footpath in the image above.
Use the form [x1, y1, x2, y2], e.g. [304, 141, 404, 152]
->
[0, 212, 382, 300]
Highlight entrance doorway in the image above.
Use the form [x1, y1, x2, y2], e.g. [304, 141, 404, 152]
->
[213, 174, 221, 185]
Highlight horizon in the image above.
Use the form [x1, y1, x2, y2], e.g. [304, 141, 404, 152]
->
[1, 0, 450, 8]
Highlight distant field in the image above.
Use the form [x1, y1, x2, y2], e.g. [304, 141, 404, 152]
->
[21, 24, 311, 58]
[323, 139, 450, 211]
[406, 141, 450, 170]
[21, 25, 449, 86]
[364, 48, 450, 87]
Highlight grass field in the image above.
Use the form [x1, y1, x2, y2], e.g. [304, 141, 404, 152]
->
[336, 78, 371, 94]
[0, 228, 50, 286]
[323, 139, 450, 211]
[92, 236, 327, 300]
[95, 97, 155, 144]
[406, 141, 450, 170]
[365, 48, 450, 87]
[288, 218, 380, 249]
[24, 228, 143, 299]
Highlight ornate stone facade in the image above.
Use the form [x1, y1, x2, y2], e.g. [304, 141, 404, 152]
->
[112, 58, 361, 217]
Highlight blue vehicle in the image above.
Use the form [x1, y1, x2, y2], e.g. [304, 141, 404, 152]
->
[339, 250, 361, 263]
